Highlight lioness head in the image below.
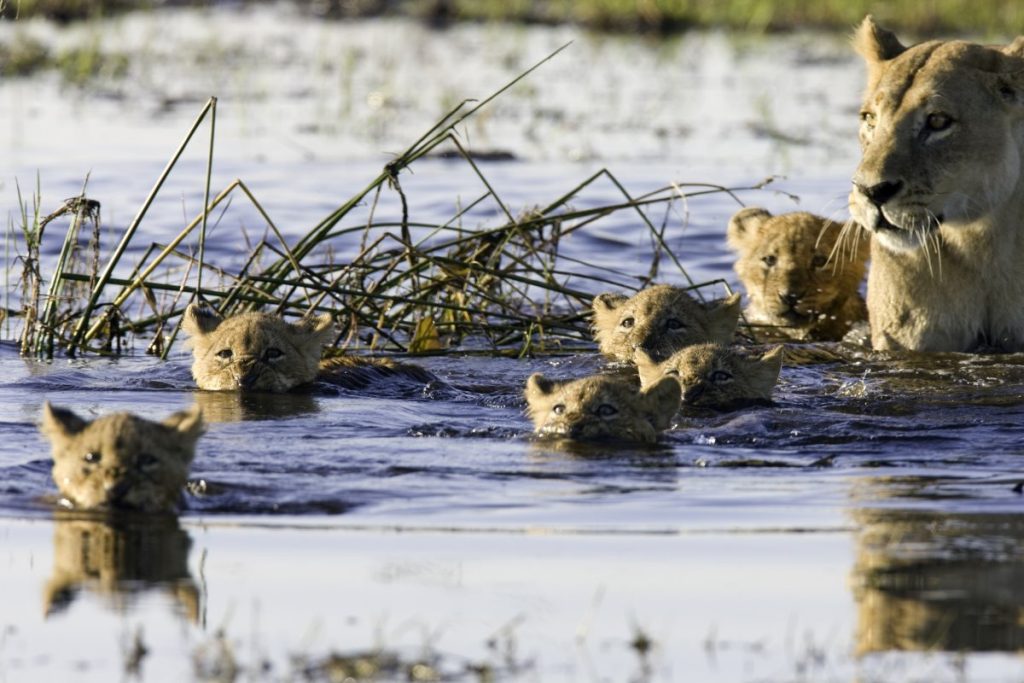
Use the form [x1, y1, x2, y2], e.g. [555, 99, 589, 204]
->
[182, 304, 334, 392]
[41, 403, 203, 513]
[849, 15, 1024, 253]
[524, 373, 681, 444]
[635, 343, 782, 411]
[727, 208, 869, 338]
[591, 285, 741, 363]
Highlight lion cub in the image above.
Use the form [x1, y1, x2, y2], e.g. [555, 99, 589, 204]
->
[592, 285, 741, 363]
[524, 373, 681, 443]
[182, 304, 433, 392]
[636, 343, 782, 411]
[41, 403, 203, 513]
[727, 208, 869, 341]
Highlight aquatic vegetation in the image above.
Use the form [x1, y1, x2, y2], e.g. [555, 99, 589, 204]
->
[5, 47, 762, 360]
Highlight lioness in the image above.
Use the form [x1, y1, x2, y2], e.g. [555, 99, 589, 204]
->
[850, 16, 1024, 351]
[591, 285, 741, 363]
[727, 208, 869, 341]
[41, 403, 203, 513]
[182, 304, 434, 392]
[524, 373, 681, 443]
[635, 343, 783, 411]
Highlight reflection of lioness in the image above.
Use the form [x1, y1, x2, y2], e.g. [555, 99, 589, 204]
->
[727, 208, 869, 341]
[850, 16, 1024, 352]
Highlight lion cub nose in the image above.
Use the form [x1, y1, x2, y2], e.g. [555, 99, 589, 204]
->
[855, 179, 903, 207]
[779, 291, 801, 307]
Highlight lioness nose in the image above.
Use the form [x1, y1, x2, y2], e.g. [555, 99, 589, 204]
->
[855, 180, 903, 206]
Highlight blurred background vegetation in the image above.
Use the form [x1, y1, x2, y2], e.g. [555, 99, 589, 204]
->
[2, 0, 1024, 36]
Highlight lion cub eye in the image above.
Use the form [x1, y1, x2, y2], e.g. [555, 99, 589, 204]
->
[925, 113, 953, 132]
[860, 111, 876, 129]
[620, 317, 635, 329]
[761, 255, 777, 267]
[264, 347, 284, 360]
[665, 368, 680, 377]
[216, 349, 233, 360]
[552, 404, 566, 415]
[709, 370, 733, 384]
[596, 404, 618, 417]
[83, 452, 101, 464]
[138, 453, 158, 468]
[664, 318, 685, 331]
[811, 254, 828, 268]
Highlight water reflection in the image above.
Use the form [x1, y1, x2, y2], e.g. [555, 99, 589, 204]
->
[850, 502, 1024, 653]
[192, 389, 319, 423]
[44, 511, 199, 623]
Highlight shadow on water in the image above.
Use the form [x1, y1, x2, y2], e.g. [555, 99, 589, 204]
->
[192, 389, 320, 423]
[44, 510, 199, 623]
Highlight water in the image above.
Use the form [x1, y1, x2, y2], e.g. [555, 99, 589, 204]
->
[3, 7, 1024, 682]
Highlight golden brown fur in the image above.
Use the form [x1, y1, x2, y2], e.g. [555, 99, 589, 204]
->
[850, 16, 1024, 351]
[44, 515, 199, 622]
[635, 343, 782, 411]
[524, 373, 680, 444]
[591, 285, 741, 363]
[41, 403, 203, 513]
[182, 304, 433, 392]
[727, 208, 869, 341]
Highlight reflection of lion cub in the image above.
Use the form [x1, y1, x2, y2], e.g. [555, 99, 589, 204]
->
[182, 304, 433, 392]
[41, 403, 203, 513]
[636, 343, 782, 410]
[44, 515, 199, 622]
[524, 373, 680, 443]
[727, 208, 869, 341]
[849, 17, 1024, 351]
[591, 285, 741, 363]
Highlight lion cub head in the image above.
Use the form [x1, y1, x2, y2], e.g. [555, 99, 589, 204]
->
[592, 285, 741, 363]
[524, 373, 681, 444]
[636, 343, 782, 411]
[849, 16, 1024, 252]
[182, 304, 334, 392]
[727, 208, 869, 341]
[41, 403, 203, 513]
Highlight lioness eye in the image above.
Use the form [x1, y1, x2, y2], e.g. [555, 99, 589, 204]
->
[83, 452, 101, 464]
[709, 370, 733, 383]
[925, 113, 952, 131]
[264, 347, 283, 360]
[553, 404, 566, 415]
[596, 404, 618, 417]
[216, 349, 233, 359]
[762, 255, 777, 267]
[811, 254, 828, 268]
[665, 318, 684, 331]
[620, 317, 635, 329]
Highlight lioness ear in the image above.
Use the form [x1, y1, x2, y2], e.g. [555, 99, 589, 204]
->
[853, 15, 906, 63]
[40, 402, 88, 439]
[641, 377, 682, 431]
[181, 303, 223, 338]
[726, 207, 772, 251]
[706, 293, 741, 343]
[162, 404, 205, 445]
[291, 312, 335, 346]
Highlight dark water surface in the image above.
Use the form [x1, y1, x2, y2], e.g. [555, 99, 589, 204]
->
[3, 10, 1024, 682]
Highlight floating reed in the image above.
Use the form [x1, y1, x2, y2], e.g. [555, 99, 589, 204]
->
[7, 45, 770, 360]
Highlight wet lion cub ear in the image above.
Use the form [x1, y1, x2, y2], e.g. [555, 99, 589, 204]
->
[633, 348, 663, 389]
[181, 303, 223, 337]
[291, 312, 335, 345]
[524, 373, 557, 401]
[161, 404, 205, 444]
[707, 293, 742, 343]
[592, 292, 628, 314]
[726, 207, 772, 251]
[641, 377, 682, 431]
[40, 402, 89, 438]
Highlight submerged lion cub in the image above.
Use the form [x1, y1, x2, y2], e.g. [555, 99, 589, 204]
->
[727, 208, 869, 341]
[524, 373, 681, 443]
[41, 403, 203, 513]
[636, 343, 782, 411]
[182, 304, 433, 392]
[592, 285, 741, 363]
